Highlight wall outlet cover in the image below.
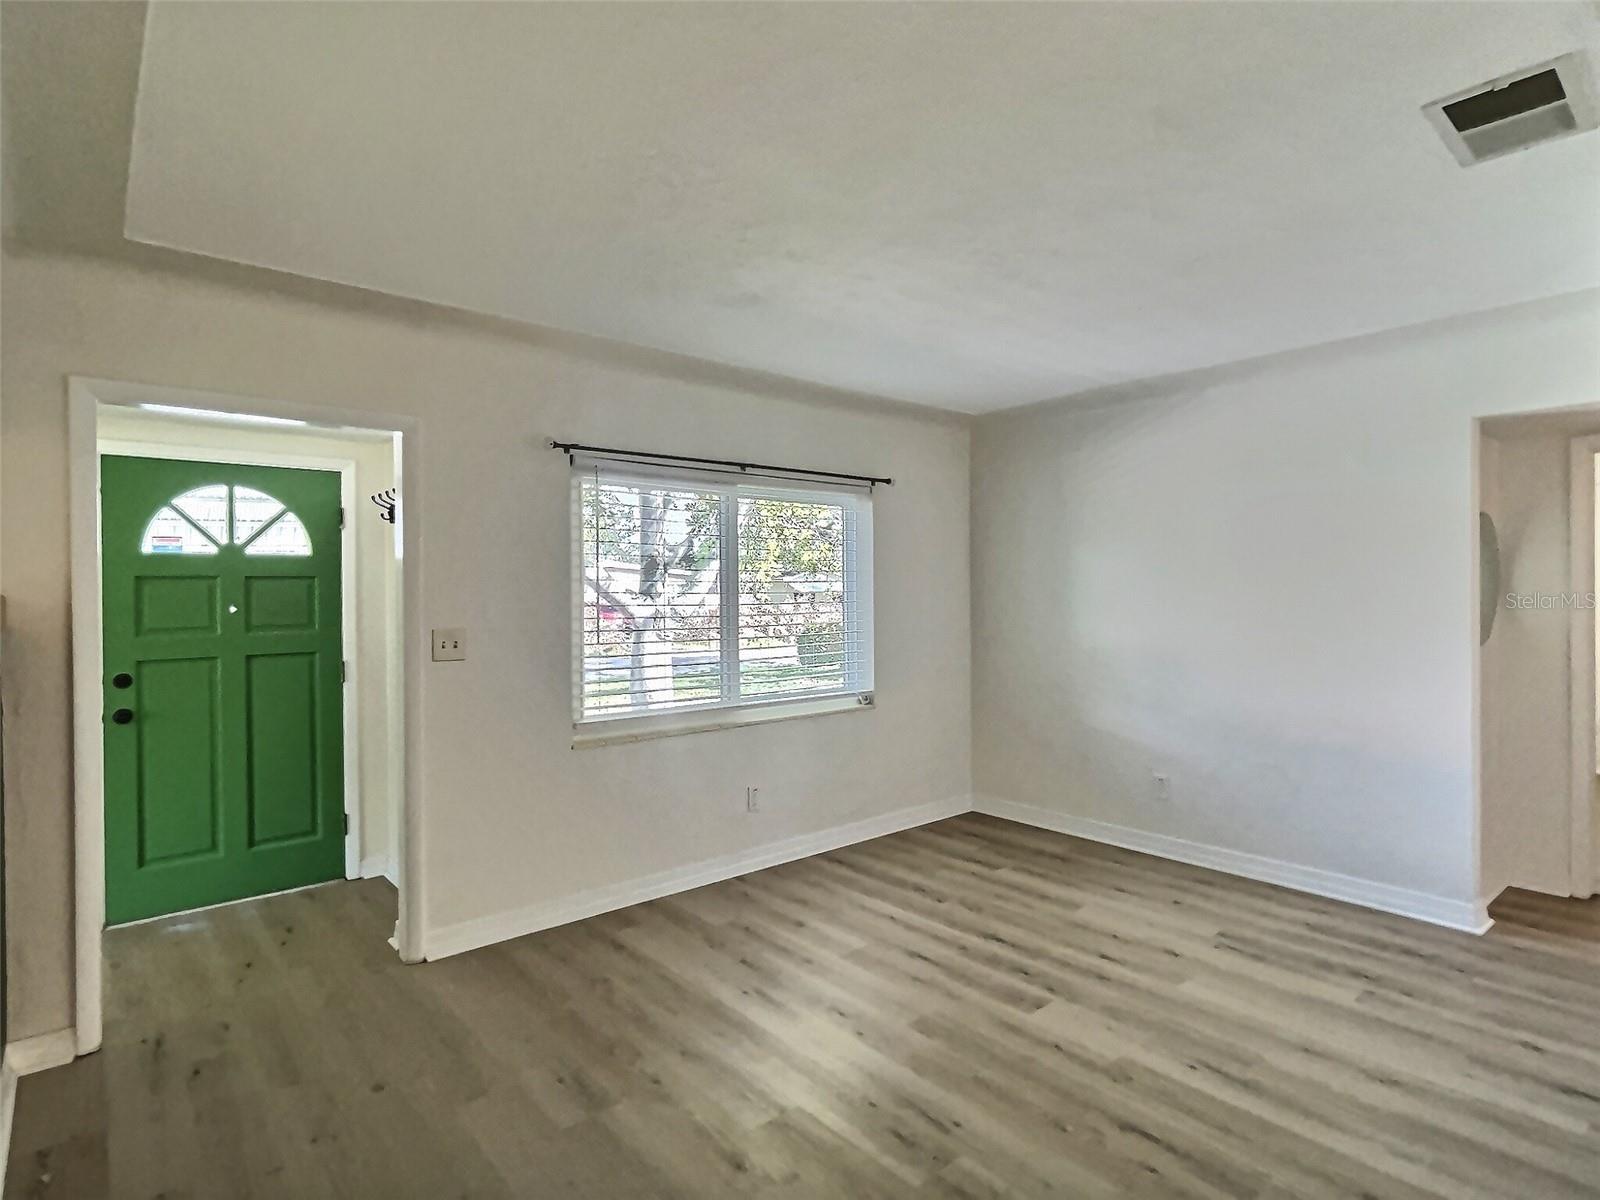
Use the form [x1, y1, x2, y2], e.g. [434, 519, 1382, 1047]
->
[432, 628, 466, 662]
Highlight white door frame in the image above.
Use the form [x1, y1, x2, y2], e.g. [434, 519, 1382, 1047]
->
[1567, 435, 1600, 899]
[68, 376, 428, 1057]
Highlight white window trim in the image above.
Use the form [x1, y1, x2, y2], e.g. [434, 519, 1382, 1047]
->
[570, 462, 875, 738]
[571, 692, 873, 749]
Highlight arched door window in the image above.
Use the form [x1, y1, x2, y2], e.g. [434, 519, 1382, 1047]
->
[140, 483, 313, 556]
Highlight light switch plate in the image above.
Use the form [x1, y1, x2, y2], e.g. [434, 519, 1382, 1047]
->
[431, 628, 466, 662]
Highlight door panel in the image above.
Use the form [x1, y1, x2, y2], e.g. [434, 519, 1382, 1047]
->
[102, 455, 345, 924]
[135, 575, 220, 635]
[244, 575, 318, 630]
[136, 656, 222, 864]
[246, 651, 322, 846]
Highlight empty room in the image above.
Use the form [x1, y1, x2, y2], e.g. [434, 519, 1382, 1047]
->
[2, 1, 1598, 1197]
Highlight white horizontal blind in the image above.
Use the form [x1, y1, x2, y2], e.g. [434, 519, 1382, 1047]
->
[736, 493, 859, 699]
[574, 463, 872, 722]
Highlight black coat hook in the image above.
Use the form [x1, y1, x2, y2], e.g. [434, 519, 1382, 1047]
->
[370, 489, 397, 524]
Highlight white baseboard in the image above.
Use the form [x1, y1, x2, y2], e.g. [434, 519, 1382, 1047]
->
[974, 796, 1493, 935]
[2, 1030, 77, 1078]
[2, 1026, 78, 1185]
[1, 1060, 15, 1195]
[360, 855, 398, 886]
[423, 795, 972, 960]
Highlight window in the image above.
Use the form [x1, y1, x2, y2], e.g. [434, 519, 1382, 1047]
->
[573, 464, 873, 724]
[140, 484, 313, 556]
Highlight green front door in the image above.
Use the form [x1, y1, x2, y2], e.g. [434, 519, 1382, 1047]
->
[101, 455, 346, 925]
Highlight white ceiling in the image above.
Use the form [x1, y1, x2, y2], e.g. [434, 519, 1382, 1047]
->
[125, 2, 1600, 414]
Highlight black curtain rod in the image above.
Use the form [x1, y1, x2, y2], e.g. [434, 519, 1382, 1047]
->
[548, 440, 892, 486]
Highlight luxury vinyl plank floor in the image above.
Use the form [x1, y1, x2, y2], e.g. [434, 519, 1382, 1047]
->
[7, 814, 1599, 1198]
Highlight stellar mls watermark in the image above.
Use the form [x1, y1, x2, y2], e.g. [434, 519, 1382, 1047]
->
[1504, 591, 1598, 610]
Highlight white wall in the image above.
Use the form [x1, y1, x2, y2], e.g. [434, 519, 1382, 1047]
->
[971, 289, 1600, 916]
[0, 247, 972, 1041]
[93, 409, 402, 880]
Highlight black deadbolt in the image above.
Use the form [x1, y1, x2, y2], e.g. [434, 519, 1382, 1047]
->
[111, 708, 134, 725]
[112, 672, 133, 690]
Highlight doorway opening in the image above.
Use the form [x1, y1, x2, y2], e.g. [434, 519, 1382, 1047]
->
[69, 378, 422, 1057]
[1565, 438, 1600, 900]
[1476, 409, 1600, 908]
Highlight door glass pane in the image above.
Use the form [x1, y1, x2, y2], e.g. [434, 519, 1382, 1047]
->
[232, 486, 285, 545]
[243, 512, 313, 557]
[141, 506, 220, 555]
[169, 485, 228, 544]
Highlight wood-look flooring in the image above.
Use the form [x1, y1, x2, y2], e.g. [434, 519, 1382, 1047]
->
[7, 813, 1600, 1198]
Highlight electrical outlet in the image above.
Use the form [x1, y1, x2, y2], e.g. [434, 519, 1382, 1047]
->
[746, 786, 760, 812]
[431, 628, 466, 662]
[1151, 772, 1171, 802]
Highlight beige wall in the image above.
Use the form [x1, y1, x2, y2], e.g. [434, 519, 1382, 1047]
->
[0, 246, 973, 1040]
[970, 290, 1600, 914]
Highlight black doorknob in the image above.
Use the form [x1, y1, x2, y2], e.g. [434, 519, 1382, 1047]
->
[112, 672, 133, 690]
[111, 708, 134, 725]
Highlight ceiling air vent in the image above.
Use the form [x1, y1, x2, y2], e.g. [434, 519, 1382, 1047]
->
[1423, 52, 1599, 166]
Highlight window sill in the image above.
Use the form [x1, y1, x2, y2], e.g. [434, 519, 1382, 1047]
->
[571, 693, 872, 749]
